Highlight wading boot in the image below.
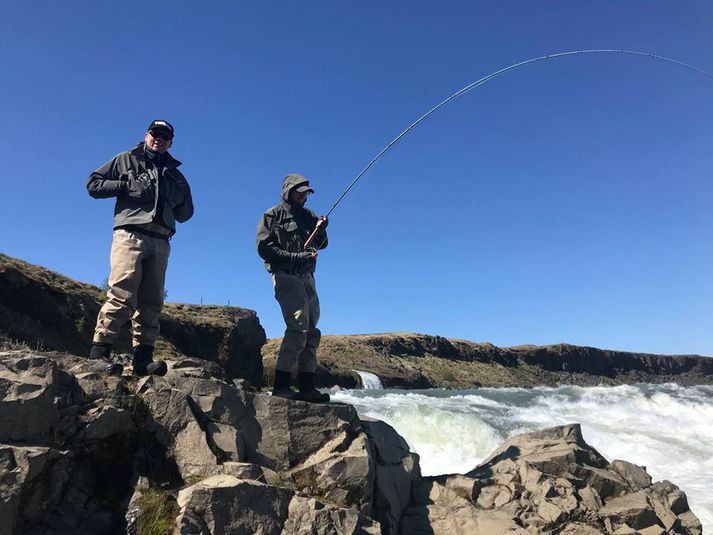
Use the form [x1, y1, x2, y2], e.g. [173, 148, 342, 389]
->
[271, 370, 294, 399]
[293, 372, 330, 403]
[88, 342, 123, 376]
[132, 345, 167, 377]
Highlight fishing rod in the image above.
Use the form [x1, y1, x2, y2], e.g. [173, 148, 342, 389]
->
[304, 49, 713, 248]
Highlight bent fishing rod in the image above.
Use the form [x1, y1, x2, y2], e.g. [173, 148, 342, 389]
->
[304, 48, 713, 248]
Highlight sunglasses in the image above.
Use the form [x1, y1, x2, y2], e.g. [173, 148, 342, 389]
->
[149, 130, 173, 141]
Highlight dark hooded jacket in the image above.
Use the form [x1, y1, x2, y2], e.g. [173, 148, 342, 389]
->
[87, 143, 194, 235]
[256, 174, 328, 274]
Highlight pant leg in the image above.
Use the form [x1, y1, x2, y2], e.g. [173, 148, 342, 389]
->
[273, 272, 310, 373]
[131, 236, 171, 347]
[298, 274, 320, 373]
[93, 230, 145, 344]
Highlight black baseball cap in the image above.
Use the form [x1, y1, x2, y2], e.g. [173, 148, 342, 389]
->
[294, 184, 315, 194]
[147, 119, 174, 138]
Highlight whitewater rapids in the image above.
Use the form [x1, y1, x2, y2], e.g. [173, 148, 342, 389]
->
[332, 383, 713, 531]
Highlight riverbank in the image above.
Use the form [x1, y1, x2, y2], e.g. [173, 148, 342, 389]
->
[262, 332, 713, 389]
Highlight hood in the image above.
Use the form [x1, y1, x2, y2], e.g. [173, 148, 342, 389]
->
[281, 173, 311, 203]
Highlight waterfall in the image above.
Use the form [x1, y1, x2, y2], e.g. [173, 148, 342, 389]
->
[352, 369, 383, 390]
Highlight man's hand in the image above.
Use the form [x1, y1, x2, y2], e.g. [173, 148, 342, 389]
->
[317, 216, 329, 229]
[123, 170, 154, 201]
[291, 251, 317, 262]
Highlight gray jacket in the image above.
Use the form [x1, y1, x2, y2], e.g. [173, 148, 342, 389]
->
[87, 143, 194, 235]
[256, 174, 328, 274]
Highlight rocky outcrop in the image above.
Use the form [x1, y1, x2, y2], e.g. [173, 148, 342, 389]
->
[0, 253, 265, 386]
[175, 476, 382, 534]
[362, 418, 421, 534]
[0, 353, 137, 533]
[0, 349, 416, 534]
[0, 350, 701, 534]
[263, 333, 713, 389]
[404, 425, 701, 534]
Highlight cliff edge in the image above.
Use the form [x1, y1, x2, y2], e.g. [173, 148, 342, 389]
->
[263, 333, 713, 389]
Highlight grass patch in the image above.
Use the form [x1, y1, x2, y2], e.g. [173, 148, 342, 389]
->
[0, 333, 45, 352]
[291, 470, 349, 509]
[136, 487, 180, 535]
[292, 470, 320, 496]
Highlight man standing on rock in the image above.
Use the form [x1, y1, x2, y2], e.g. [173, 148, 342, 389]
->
[256, 174, 330, 402]
[87, 120, 194, 376]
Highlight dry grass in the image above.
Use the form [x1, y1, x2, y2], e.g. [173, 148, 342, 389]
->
[0, 252, 106, 302]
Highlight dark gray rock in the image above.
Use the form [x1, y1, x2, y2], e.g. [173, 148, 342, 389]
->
[0, 349, 703, 535]
[0, 356, 66, 443]
[361, 417, 421, 534]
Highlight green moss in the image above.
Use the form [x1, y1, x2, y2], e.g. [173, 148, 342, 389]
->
[136, 488, 180, 535]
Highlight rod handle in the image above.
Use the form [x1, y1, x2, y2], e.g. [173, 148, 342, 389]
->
[304, 217, 326, 249]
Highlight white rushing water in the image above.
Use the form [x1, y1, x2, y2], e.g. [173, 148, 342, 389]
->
[352, 369, 384, 389]
[332, 383, 713, 531]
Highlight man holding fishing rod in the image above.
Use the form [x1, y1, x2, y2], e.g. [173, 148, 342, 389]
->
[256, 173, 330, 403]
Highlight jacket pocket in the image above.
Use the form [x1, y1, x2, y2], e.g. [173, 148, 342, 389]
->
[276, 220, 300, 251]
[165, 173, 189, 208]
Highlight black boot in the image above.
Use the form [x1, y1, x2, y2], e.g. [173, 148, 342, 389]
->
[271, 370, 294, 399]
[293, 372, 330, 403]
[132, 345, 167, 377]
[88, 342, 123, 376]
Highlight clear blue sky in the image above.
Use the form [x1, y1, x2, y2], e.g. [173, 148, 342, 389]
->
[1, 1, 711, 355]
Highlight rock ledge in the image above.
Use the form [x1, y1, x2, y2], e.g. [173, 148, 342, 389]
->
[0, 350, 701, 534]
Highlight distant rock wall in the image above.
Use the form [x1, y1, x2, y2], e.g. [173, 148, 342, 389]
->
[263, 333, 713, 389]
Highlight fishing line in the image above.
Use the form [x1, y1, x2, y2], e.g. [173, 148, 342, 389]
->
[305, 49, 713, 248]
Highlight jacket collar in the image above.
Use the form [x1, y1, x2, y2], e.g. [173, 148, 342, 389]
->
[280, 201, 303, 214]
[130, 142, 182, 168]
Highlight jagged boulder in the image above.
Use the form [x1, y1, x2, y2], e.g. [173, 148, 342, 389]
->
[0, 353, 138, 533]
[175, 475, 381, 534]
[158, 303, 266, 386]
[145, 368, 365, 472]
[175, 475, 293, 534]
[290, 430, 374, 513]
[399, 424, 702, 535]
[282, 495, 381, 535]
[0, 446, 71, 535]
[138, 379, 225, 480]
[235, 393, 364, 471]
[361, 417, 421, 534]
[0, 355, 67, 443]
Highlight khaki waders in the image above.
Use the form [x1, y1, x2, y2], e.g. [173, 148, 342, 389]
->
[93, 229, 170, 347]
